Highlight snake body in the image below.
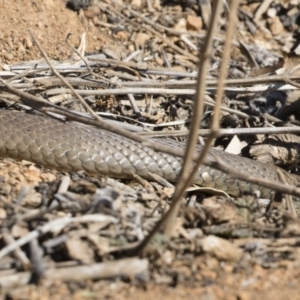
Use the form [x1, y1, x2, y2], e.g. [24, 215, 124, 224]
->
[0, 110, 298, 198]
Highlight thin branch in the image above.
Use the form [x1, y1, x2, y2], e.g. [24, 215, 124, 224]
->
[134, 0, 224, 252]
[140, 126, 300, 138]
[29, 30, 103, 122]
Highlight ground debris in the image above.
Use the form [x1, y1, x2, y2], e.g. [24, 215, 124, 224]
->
[1, 0, 300, 299]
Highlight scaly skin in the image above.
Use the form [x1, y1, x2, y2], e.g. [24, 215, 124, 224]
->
[0, 110, 298, 198]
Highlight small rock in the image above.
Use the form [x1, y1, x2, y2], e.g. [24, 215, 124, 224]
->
[24, 165, 42, 183]
[36, 21, 44, 29]
[4, 53, 13, 61]
[186, 15, 203, 31]
[201, 235, 243, 262]
[22, 188, 42, 207]
[238, 291, 252, 300]
[12, 224, 29, 238]
[24, 35, 33, 48]
[162, 250, 174, 265]
[92, 16, 101, 26]
[0, 208, 7, 219]
[0, 182, 12, 196]
[40, 172, 56, 182]
[67, 0, 91, 11]
[114, 30, 129, 41]
[173, 18, 186, 31]
[154, 53, 164, 66]
[135, 32, 151, 47]
[268, 16, 284, 36]
[17, 42, 26, 54]
[267, 7, 277, 18]
[131, 0, 142, 7]
[153, 0, 161, 10]
[66, 237, 94, 264]
[102, 45, 122, 60]
[84, 5, 100, 19]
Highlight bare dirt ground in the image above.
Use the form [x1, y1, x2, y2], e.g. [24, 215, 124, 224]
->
[0, 0, 105, 63]
[1, 0, 300, 299]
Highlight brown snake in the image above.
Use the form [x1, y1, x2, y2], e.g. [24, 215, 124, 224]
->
[0, 110, 298, 198]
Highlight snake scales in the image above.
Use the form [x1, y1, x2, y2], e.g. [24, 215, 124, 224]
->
[0, 110, 298, 198]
